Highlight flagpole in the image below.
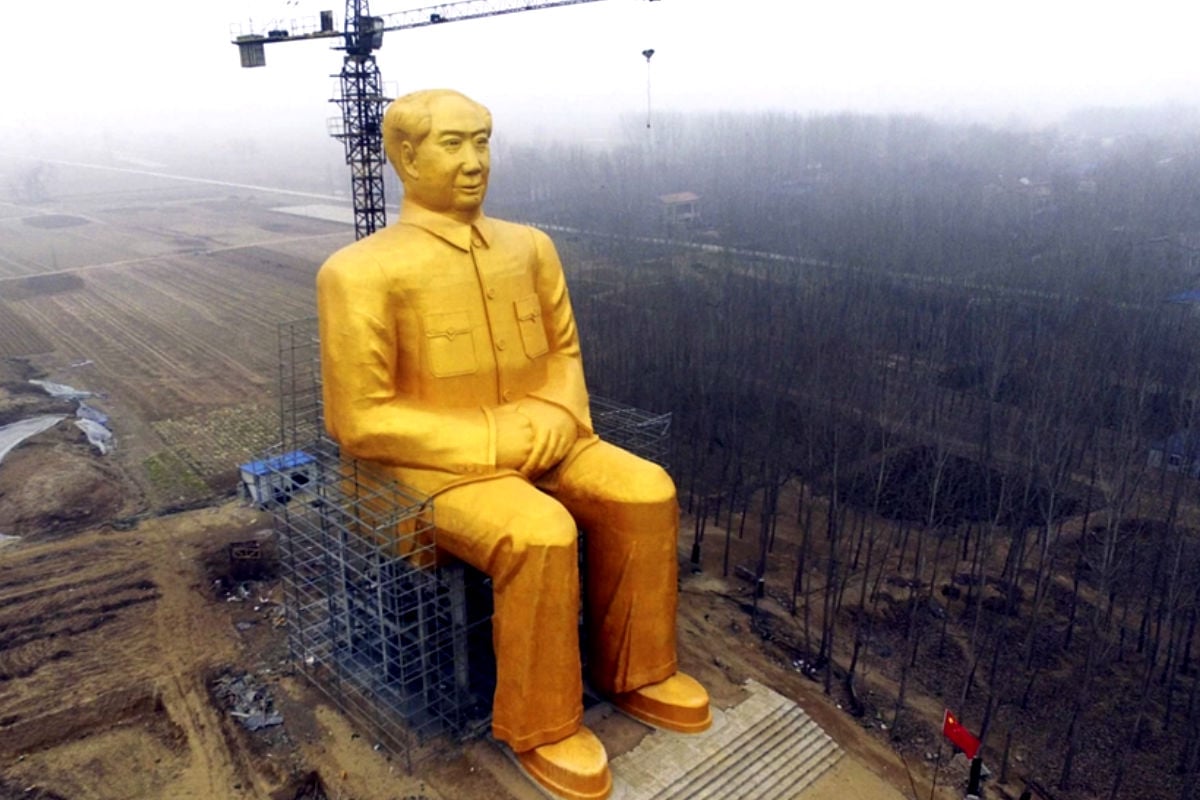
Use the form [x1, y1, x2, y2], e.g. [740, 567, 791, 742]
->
[966, 756, 983, 799]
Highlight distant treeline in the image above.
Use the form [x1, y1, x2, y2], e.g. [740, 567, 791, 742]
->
[491, 108, 1200, 303]
[522, 108, 1200, 799]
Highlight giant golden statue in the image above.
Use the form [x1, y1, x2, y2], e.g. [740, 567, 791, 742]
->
[317, 89, 709, 800]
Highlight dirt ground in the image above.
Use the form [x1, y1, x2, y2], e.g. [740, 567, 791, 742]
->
[0, 486, 969, 800]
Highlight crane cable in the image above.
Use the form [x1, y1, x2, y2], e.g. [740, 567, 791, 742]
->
[642, 48, 655, 129]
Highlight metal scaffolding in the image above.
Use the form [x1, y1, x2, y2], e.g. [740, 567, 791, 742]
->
[263, 318, 672, 766]
[589, 394, 672, 469]
[266, 319, 492, 768]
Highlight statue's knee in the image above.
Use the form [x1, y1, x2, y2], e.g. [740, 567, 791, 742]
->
[635, 463, 677, 507]
[511, 503, 578, 553]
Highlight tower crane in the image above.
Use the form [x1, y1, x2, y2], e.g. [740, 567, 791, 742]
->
[232, 0, 653, 240]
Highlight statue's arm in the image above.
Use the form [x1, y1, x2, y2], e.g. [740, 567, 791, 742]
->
[316, 253, 496, 473]
[525, 228, 594, 436]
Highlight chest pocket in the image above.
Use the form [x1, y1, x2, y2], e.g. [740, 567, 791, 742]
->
[424, 310, 477, 377]
[515, 294, 549, 359]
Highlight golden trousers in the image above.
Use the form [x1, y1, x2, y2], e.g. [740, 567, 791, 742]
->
[431, 440, 679, 752]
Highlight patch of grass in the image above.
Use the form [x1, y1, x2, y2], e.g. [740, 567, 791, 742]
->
[141, 450, 209, 506]
[152, 403, 280, 481]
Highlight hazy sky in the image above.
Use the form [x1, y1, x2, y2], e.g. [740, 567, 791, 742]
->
[4, 0, 1198, 147]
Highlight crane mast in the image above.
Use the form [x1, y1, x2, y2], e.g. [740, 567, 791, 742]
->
[333, 1, 388, 238]
[232, 0, 646, 240]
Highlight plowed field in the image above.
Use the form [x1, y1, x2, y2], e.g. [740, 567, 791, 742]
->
[0, 171, 351, 509]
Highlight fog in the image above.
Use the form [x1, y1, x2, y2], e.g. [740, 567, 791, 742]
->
[4, 0, 1199, 167]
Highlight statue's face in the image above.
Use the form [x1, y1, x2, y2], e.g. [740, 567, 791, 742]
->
[403, 94, 491, 221]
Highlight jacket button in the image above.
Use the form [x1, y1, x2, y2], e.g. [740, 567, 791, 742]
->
[496, 339, 506, 351]
[502, 390, 512, 402]
[486, 287, 497, 299]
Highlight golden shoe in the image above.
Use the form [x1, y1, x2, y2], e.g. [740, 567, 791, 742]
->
[613, 672, 712, 734]
[516, 726, 612, 800]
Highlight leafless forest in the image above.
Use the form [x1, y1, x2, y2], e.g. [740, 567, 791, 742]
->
[494, 108, 1200, 799]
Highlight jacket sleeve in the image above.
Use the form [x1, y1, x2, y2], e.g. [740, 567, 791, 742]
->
[317, 249, 497, 473]
[526, 228, 595, 435]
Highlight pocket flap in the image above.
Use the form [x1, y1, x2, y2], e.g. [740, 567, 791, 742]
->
[423, 310, 477, 377]
[514, 294, 549, 359]
[425, 311, 472, 341]
[515, 294, 542, 323]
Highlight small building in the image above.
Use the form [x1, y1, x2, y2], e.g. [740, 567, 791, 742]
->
[1148, 431, 1200, 478]
[239, 450, 317, 507]
[658, 192, 702, 229]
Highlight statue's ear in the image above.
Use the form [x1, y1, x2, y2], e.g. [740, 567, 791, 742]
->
[399, 141, 419, 181]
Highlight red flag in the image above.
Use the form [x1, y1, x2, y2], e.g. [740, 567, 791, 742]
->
[942, 709, 981, 760]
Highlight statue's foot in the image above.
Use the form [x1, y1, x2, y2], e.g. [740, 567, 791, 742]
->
[613, 672, 712, 734]
[516, 725, 612, 800]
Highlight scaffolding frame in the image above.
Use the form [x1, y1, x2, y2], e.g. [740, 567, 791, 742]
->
[267, 319, 491, 769]
[589, 394, 672, 469]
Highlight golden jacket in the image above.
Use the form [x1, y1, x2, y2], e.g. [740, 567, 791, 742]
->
[316, 203, 595, 497]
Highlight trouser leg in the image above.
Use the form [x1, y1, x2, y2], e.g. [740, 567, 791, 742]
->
[547, 441, 680, 695]
[431, 477, 584, 752]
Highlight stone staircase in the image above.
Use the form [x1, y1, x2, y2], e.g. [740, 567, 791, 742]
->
[608, 679, 842, 800]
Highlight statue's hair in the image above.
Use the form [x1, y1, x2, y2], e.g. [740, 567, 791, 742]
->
[382, 89, 492, 178]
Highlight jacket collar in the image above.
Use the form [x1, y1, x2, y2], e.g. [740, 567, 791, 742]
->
[398, 200, 492, 251]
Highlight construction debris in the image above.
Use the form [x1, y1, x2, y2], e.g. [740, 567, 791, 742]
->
[211, 671, 283, 732]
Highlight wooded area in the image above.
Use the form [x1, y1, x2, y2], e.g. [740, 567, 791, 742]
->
[503, 109, 1200, 798]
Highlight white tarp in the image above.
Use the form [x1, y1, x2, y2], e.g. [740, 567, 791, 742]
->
[75, 418, 114, 454]
[29, 379, 92, 400]
[0, 415, 65, 465]
[76, 403, 109, 426]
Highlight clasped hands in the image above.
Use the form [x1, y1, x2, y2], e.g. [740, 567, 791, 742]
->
[494, 398, 578, 477]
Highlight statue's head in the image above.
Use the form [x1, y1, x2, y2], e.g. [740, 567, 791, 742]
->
[383, 89, 493, 222]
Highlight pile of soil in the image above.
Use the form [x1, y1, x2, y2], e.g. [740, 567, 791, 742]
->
[0, 359, 142, 537]
[0, 433, 130, 537]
